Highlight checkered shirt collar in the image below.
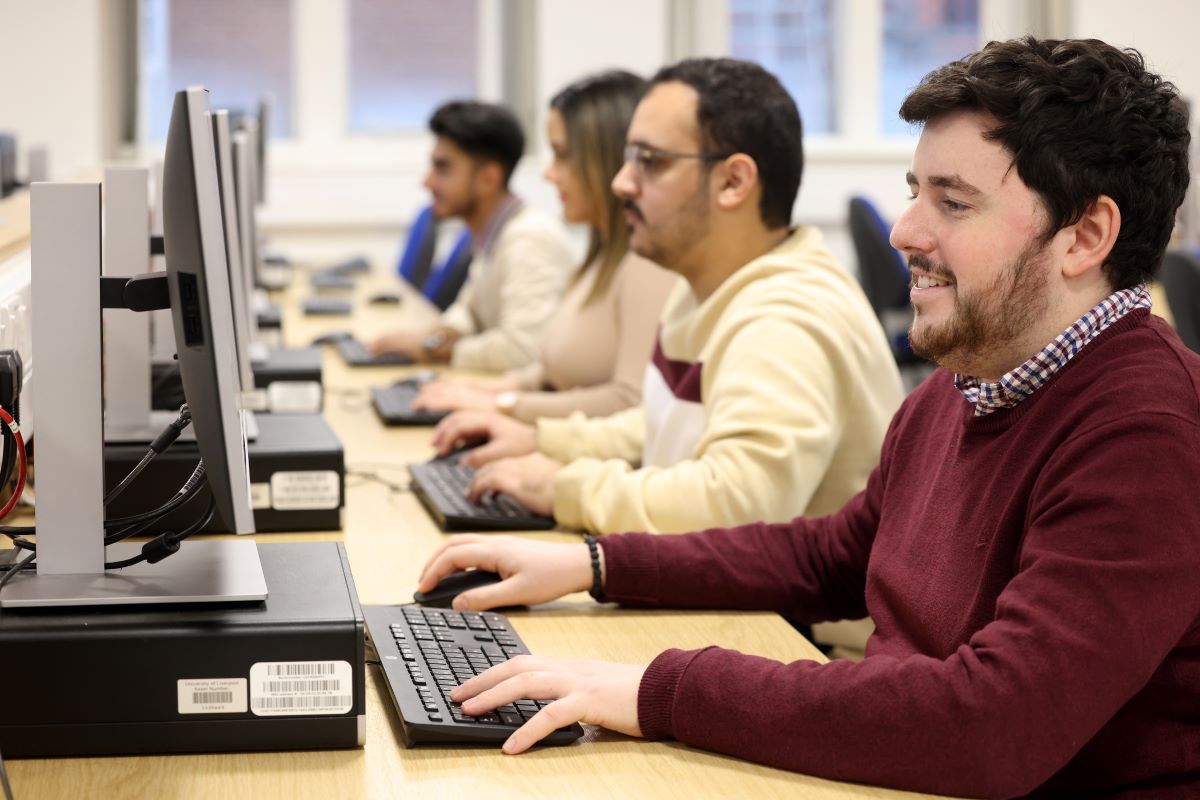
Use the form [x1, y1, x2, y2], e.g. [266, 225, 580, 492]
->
[954, 284, 1151, 416]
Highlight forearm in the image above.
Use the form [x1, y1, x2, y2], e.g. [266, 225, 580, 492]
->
[537, 408, 645, 464]
[511, 379, 642, 423]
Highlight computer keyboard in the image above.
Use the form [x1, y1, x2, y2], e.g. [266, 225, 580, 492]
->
[364, 604, 584, 746]
[371, 381, 447, 426]
[408, 456, 557, 531]
[336, 337, 414, 366]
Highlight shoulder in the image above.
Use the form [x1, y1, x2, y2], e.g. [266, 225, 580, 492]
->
[1058, 313, 1200, 431]
[500, 206, 571, 248]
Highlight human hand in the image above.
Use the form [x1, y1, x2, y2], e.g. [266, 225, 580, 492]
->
[412, 379, 499, 412]
[431, 410, 537, 466]
[451, 656, 645, 753]
[367, 329, 422, 358]
[417, 534, 597, 610]
[467, 453, 562, 517]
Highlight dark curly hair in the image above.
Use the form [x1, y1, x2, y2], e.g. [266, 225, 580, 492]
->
[649, 58, 802, 229]
[899, 36, 1190, 290]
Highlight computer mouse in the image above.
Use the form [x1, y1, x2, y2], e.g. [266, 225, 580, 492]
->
[311, 330, 353, 346]
[413, 569, 503, 608]
[368, 292, 403, 305]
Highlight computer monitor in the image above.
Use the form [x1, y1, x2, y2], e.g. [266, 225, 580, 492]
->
[256, 98, 270, 205]
[162, 86, 255, 535]
[210, 109, 256, 394]
[0, 133, 16, 197]
[236, 118, 264, 288]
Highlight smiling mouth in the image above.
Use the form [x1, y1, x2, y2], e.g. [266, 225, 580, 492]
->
[912, 274, 952, 289]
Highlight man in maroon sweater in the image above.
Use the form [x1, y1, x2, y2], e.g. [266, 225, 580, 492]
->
[416, 37, 1199, 798]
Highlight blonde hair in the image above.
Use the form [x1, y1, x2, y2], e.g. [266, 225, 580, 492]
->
[550, 70, 645, 304]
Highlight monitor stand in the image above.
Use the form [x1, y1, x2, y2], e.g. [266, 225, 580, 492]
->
[4, 182, 267, 609]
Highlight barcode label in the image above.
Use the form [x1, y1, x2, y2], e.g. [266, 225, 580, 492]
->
[249, 661, 353, 717]
[177, 678, 247, 714]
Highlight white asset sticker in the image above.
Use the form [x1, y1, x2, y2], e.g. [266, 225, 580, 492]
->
[177, 678, 248, 714]
[269, 470, 340, 510]
[267, 381, 322, 413]
[249, 661, 353, 717]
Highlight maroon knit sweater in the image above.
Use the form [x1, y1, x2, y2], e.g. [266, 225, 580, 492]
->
[598, 310, 1200, 799]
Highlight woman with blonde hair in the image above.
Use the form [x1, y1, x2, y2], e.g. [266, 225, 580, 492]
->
[414, 70, 677, 422]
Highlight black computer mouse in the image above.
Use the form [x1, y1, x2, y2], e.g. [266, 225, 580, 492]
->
[368, 292, 403, 305]
[413, 569, 503, 608]
[311, 329, 353, 346]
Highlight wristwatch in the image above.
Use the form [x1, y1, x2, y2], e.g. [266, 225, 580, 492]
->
[421, 330, 448, 358]
[494, 391, 518, 415]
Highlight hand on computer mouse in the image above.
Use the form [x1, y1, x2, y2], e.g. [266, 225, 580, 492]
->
[417, 534, 597, 611]
[430, 410, 537, 466]
[413, 569, 504, 607]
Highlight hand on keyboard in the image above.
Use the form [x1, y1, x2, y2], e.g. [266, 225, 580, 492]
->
[465, 454, 562, 517]
[431, 410, 537, 467]
[412, 380, 498, 413]
[452, 655, 647, 754]
[417, 534, 595, 611]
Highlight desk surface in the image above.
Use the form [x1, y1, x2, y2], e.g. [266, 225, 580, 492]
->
[5, 267, 949, 799]
[0, 191, 30, 264]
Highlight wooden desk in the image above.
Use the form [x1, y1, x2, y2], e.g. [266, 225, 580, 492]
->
[0, 190, 31, 264]
[5, 268, 948, 799]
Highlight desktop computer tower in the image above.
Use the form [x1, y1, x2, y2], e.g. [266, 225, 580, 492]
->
[0, 542, 366, 757]
[105, 413, 345, 532]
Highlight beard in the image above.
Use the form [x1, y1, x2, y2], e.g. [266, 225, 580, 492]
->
[908, 239, 1051, 375]
[627, 176, 712, 268]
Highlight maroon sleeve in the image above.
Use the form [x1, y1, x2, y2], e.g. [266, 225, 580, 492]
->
[627, 417, 1200, 798]
[597, 464, 883, 623]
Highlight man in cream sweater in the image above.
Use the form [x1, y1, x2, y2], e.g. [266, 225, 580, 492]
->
[370, 101, 573, 371]
[433, 60, 904, 533]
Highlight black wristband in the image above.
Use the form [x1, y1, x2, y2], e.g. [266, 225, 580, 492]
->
[583, 534, 603, 601]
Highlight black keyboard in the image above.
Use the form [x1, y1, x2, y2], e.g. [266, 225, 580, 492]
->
[409, 457, 557, 531]
[336, 337, 414, 366]
[364, 604, 583, 746]
[371, 381, 447, 426]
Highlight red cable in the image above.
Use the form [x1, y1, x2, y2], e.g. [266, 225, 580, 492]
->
[0, 406, 27, 521]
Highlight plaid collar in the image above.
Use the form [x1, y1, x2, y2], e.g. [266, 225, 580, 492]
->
[954, 284, 1151, 416]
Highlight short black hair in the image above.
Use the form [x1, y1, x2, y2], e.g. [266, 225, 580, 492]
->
[648, 58, 802, 229]
[900, 36, 1191, 290]
[429, 101, 525, 186]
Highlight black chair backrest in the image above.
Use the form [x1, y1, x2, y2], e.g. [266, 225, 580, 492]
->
[426, 237, 474, 312]
[848, 196, 910, 317]
[1161, 250, 1200, 353]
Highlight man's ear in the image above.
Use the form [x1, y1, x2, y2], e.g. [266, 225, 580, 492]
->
[1062, 194, 1120, 280]
[474, 160, 506, 197]
[714, 154, 759, 213]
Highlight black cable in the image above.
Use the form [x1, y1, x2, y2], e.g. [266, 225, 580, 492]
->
[104, 461, 207, 536]
[105, 405, 192, 506]
[0, 742, 14, 800]
[105, 497, 215, 569]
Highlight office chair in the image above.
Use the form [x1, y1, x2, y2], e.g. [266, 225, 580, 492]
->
[1161, 249, 1200, 353]
[396, 205, 474, 311]
[847, 196, 921, 366]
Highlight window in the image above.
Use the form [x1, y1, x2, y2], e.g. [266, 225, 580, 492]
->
[881, 0, 980, 136]
[140, 0, 294, 140]
[347, 0, 480, 133]
[729, 0, 835, 135]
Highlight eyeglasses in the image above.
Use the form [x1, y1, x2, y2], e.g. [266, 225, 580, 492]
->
[623, 144, 731, 174]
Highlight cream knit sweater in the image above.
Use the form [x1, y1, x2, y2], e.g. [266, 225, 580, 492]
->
[537, 225, 905, 534]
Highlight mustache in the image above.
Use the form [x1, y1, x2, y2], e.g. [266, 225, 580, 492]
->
[623, 200, 644, 221]
[907, 253, 955, 284]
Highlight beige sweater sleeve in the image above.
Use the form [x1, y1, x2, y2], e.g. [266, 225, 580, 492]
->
[548, 306, 852, 534]
[537, 406, 646, 466]
[440, 281, 478, 336]
[510, 261, 676, 422]
[449, 227, 572, 372]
